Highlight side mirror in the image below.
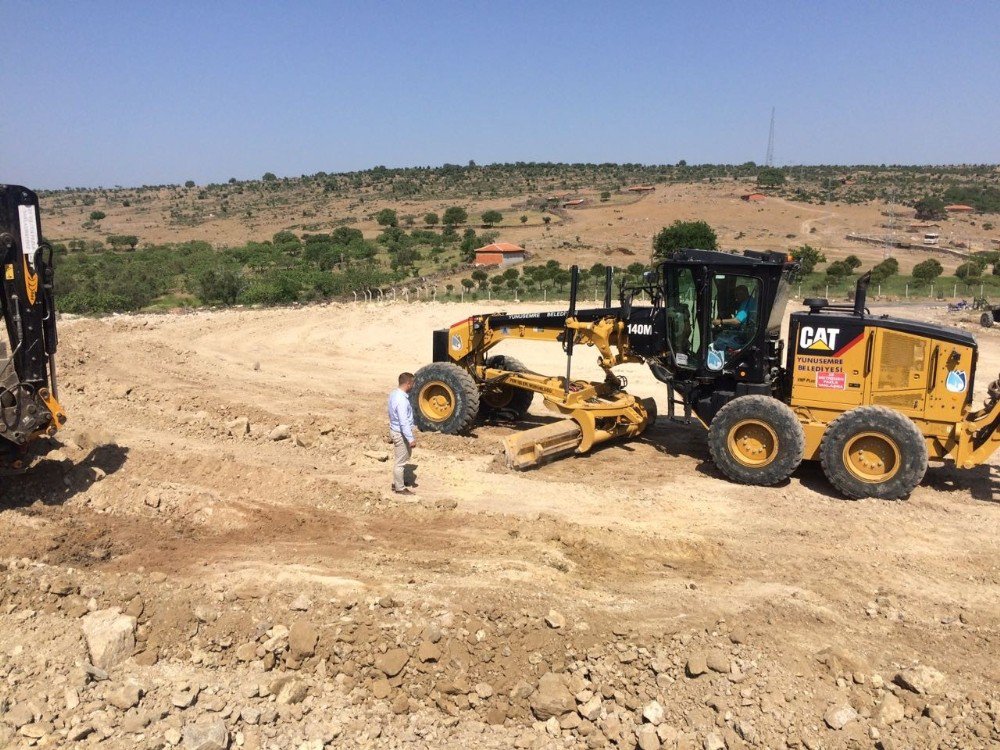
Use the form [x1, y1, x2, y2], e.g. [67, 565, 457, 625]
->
[643, 270, 657, 283]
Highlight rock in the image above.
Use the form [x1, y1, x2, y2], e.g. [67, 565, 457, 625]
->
[5, 704, 34, 728]
[580, 695, 603, 721]
[81, 609, 136, 670]
[475, 682, 494, 699]
[706, 650, 730, 674]
[289, 594, 311, 611]
[372, 679, 392, 699]
[643, 700, 665, 725]
[172, 688, 199, 709]
[686, 653, 707, 677]
[275, 678, 308, 705]
[417, 641, 440, 663]
[235, 643, 258, 661]
[728, 628, 747, 644]
[637, 724, 661, 750]
[894, 665, 945, 695]
[65, 688, 80, 710]
[268, 425, 291, 441]
[824, 703, 859, 730]
[108, 681, 144, 710]
[182, 720, 229, 750]
[875, 693, 904, 725]
[375, 648, 409, 677]
[226, 417, 250, 436]
[145, 491, 162, 508]
[530, 672, 575, 720]
[704, 733, 726, 750]
[67, 724, 95, 741]
[21, 722, 52, 739]
[289, 620, 318, 658]
[545, 609, 567, 629]
[925, 704, 947, 727]
[391, 693, 410, 714]
[363, 450, 390, 462]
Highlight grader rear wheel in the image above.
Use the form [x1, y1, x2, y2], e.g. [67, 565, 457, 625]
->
[820, 406, 927, 499]
[708, 396, 805, 486]
[411, 363, 480, 434]
[479, 355, 534, 421]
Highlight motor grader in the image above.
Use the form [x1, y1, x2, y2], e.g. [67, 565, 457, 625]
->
[411, 248, 1000, 499]
[0, 185, 66, 472]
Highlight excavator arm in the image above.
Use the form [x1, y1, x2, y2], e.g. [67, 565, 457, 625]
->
[0, 185, 66, 463]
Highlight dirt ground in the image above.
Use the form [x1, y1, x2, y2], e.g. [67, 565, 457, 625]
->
[1, 298, 998, 749]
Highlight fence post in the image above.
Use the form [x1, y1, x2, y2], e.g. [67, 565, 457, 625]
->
[877, 284, 881, 296]
[953, 283, 957, 298]
[905, 284, 908, 299]
[352, 291, 358, 303]
[930, 283, 934, 299]
[825, 284, 829, 298]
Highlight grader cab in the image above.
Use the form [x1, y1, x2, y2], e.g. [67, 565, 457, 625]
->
[412, 249, 1000, 499]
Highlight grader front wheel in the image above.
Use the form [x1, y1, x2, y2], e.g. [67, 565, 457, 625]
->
[411, 363, 480, 434]
[479, 355, 534, 421]
[708, 396, 805, 486]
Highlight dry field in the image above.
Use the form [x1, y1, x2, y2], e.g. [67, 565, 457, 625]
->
[44, 182, 997, 276]
[0, 296, 998, 749]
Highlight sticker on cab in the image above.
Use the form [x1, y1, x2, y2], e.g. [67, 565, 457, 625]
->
[451, 334, 462, 350]
[816, 371, 846, 389]
[945, 370, 967, 393]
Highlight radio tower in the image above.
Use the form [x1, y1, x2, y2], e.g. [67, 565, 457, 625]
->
[765, 107, 775, 167]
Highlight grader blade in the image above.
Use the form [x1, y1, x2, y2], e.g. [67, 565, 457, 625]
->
[503, 420, 584, 470]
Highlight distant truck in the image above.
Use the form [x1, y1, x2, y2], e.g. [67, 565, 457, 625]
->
[923, 232, 940, 246]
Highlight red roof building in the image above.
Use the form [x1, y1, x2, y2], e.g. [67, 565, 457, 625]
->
[741, 193, 766, 202]
[474, 242, 525, 267]
[626, 185, 656, 192]
[945, 204, 974, 212]
[562, 199, 585, 208]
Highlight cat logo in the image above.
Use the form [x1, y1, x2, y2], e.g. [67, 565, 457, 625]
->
[627, 323, 653, 336]
[799, 326, 840, 352]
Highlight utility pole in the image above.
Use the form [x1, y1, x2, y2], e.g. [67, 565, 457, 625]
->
[765, 107, 775, 167]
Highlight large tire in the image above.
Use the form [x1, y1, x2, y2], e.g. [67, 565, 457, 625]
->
[981, 312, 994, 328]
[411, 363, 480, 434]
[479, 355, 534, 421]
[820, 406, 927, 499]
[708, 395, 805, 486]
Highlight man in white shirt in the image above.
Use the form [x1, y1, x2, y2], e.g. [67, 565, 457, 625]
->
[388, 372, 417, 494]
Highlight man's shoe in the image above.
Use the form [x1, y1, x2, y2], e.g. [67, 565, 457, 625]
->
[405, 482, 418, 489]
[393, 488, 415, 496]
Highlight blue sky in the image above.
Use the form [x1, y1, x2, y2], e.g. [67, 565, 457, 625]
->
[3, 1, 998, 188]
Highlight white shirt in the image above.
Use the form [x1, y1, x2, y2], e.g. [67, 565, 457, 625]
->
[388, 388, 414, 441]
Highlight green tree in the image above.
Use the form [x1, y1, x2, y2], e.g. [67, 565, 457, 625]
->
[757, 168, 786, 187]
[870, 257, 899, 284]
[912, 258, 943, 283]
[520, 215, 528, 224]
[471, 269, 488, 287]
[652, 220, 718, 258]
[825, 260, 852, 278]
[481, 210, 503, 227]
[423, 212, 439, 226]
[262, 172, 278, 182]
[955, 261, 984, 281]
[790, 245, 826, 278]
[184, 180, 196, 188]
[197, 267, 244, 305]
[542, 216, 551, 225]
[914, 195, 947, 221]
[89, 211, 106, 221]
[461, 278, 474, 291]
[376, 208, 398, 227]
[443, 206, 468, 226]
[600, 191, 611, 202]
[843, 254, 862, 270]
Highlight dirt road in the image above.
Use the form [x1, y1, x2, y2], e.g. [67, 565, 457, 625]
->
[0, 300, 997, 749]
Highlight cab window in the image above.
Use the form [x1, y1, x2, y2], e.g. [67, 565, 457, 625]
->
[708, 275, 761, 370]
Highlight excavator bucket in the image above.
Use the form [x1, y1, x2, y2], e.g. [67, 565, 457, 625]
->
[503, 419, 584, 470]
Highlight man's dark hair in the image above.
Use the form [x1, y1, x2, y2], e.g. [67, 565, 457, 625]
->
[398, 372, 415, 385]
